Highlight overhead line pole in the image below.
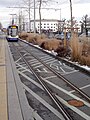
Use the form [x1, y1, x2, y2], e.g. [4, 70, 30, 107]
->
[34, 0, 36, 33]
[29, 0, 31, 32]
[69, 0, 73, 29]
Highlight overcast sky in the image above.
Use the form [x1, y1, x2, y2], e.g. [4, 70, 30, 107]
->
[1, 0, 90, 6]
[0, 0, 90, 27]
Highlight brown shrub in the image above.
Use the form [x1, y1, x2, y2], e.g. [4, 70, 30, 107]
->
[25, 33, 47, 45]
[19, 32, 28, 40]
[78, 55, 90, 66]
[82, 44, 89, 56]
[26, 33, 36, 42]
[79, 40, 90, 66]
[70, 32, 90, 66]
[19, 31, 90, 66]
[40, 39, 62, 51]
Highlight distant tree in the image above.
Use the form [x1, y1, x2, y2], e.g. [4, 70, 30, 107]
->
[22, 0, 34, 31]
[65, 17, 78, 28]
[81, 14, 90, 35]
[22, 0, 50, 33]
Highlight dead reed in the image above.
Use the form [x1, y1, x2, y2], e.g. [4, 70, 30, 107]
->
[19, 32, 90, 66]
[70, 32, 90, 66]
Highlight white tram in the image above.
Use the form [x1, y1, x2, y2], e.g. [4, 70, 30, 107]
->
[6, 25, 18, 41]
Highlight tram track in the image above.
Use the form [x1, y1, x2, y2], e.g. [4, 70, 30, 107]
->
[16, 40, 90, 103]
[8, 40, 90, 120]
[20, 39, 90, 76]
[12, 41, 73, 120]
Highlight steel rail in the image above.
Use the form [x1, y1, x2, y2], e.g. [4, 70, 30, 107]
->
[31, 50, 90, 103]
[20, 39, 90, 76]
[12, 42, 74, 120]
[18, 41, 90, 103]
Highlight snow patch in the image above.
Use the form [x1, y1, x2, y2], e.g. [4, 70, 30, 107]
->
[81, 65, 90, 71]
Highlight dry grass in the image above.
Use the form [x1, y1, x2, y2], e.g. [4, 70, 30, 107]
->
[78, 55, 90, 66]
[19, 32, 62, 51]
[40, 39, 62, 51]
[19, 32, 47, 45]
[70, 32, 79, 61]
[70, 32, 90, 66]
[19, 32, 28, 40]
[19, 32, 90, 66]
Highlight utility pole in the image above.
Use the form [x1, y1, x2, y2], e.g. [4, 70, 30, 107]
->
[29, 0, 31, 32]
[34, 0, 36, 33]
[69, 0, 73, 28]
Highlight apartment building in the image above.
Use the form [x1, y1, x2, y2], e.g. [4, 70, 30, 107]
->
[30, 19, 64, 33]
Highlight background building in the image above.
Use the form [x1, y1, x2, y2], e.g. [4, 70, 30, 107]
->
[30, 19, 65, 33]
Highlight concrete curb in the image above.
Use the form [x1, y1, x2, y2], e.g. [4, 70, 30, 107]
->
[6, 41, 33, 120]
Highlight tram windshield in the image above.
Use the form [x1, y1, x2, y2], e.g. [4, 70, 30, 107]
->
[7, 25, 18, 37]
[11, 28, 17, 37]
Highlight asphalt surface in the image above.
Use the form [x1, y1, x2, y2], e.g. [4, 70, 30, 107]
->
[8, 40, 90, 120]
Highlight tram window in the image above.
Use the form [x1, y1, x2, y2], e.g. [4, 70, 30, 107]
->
[11, 28, 17, 37]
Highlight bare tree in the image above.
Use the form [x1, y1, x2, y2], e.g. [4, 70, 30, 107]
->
[82, 14, 88, 35]
[37, 0, 52, 34]
[66, 17, 77, 28]
[22, 0, 33, 31]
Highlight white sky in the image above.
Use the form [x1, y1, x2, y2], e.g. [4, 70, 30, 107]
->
[0, 0, 90, 28]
